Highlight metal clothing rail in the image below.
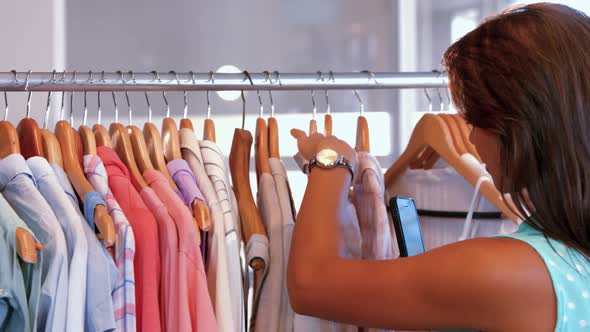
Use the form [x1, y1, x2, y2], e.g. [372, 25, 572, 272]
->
[0, 71, 448, 92]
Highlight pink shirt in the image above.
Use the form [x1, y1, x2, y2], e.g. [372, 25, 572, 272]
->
[144, 169, 217, 332]
[139, 186, 178, 332]
[96, 147, 162, 332]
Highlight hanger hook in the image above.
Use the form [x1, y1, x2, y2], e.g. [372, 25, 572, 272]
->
[188, 70, 197, 120]
[433, 70, 444, 112]
[97, 70, 105, 125]
[361, 70, 379, 85]
[151, 70, 170, 118]
[204, 71, 215, 119]
[43, 70, 57, 129]
[353, 89, 364, 116]
[4, 70, 17, 121]
[69, 70, 78, 125]
[423, 88, 433, 113]
[263, 71, 275, 117]
[436, 69, 450, 111]
[24, 70, 32, 119]
[59, 70, 66, 121]
[310, 71, 321, 120]
[243, 70, 263, 118]
[127, 70, 136, 125]
[83, 70, 93, 126]
[170, 70, 188, 119]
[144, 71, 158, 123]
[317, 70, 331, 115]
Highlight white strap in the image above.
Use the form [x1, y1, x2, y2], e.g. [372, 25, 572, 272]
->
[458, 175, 491, 241]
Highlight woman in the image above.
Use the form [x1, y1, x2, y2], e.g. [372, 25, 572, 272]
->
[288, 3, 590, 331]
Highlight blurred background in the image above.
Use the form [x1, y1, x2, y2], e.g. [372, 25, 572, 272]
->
[2, 0, 588, 204]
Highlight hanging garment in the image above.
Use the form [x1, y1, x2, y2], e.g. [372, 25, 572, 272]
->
[143, 168, 218, 332]
[388, 160, 518, 251]
[92, 148, 162, 332]
[502, 222, 590, 330]
[292, 153, 361, 332]
[352, 152, 394, 260]
[253, 172, 284, 332]
[0, 194, 42, 332]
[198, 137, 246, 332]
[50, 163, 118, 332]
[139, 186, 179, 332]
[28, 157, 89, 332]
[269, 158, 296, 332]
[82, 150, 137, 332]
[0, 154, 69, 332]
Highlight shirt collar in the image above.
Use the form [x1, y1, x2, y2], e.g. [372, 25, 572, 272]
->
[179, 128, 203, 160]
[50, 163, 79, 206]
[0, 153, 36, 191]
[27, 156, 54, 182]
[96, 146, 130, 179]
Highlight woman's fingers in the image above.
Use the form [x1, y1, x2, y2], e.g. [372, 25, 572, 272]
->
[291, 128, 307, 140]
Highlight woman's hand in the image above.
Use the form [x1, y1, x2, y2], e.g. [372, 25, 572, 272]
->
[290, 128, 359, 174]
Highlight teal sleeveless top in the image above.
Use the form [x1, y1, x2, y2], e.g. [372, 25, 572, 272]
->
[501, 222, 590, 331]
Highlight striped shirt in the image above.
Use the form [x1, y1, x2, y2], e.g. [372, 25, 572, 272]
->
[84, 154, 137, 332]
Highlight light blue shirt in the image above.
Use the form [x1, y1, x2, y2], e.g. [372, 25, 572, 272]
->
[0, 154, 68, 332]
[501, 223, 590, 331]
[28, 157, 88, 332]
[0, 193, 42, 332]
[50, 162, 118, 332]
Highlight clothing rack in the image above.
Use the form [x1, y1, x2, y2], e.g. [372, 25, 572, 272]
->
[0, 71, 448, 91]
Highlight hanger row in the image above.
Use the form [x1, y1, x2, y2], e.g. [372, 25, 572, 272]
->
[0, 70, 447, 92]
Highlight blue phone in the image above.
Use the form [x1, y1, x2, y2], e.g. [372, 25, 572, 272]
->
[390, 196, 425, 257]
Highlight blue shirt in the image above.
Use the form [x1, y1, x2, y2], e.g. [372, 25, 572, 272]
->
[0, 154, 68, 332]
[501, 222, 590, 331]
[49, 162, 118, 332]
[28, 157, 89, 332]
[0, 194, 42, 332]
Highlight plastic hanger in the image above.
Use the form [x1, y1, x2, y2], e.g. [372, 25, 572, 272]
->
[143, 71, 179, 190]
[0, 81, 43, 264]
[79, 71, 97, 156]
[40, 71, 63, 168]
[162, 71, 210, 232]
[203, 71, 216, 142]
[266, 71, 280, 158]
[108, 71, 147, 190]
[229, 89, 267, 270]
[244, 71, 270, 182]
[16, 71, 44, 159]
[93, 71, 113, 148]
[55, 71, 116, 246]
[384, 113, 519, 222]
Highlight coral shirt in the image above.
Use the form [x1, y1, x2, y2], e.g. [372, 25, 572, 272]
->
[96, 147, 162, 332]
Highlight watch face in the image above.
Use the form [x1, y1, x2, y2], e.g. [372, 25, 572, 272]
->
[316, 148, 340, 166]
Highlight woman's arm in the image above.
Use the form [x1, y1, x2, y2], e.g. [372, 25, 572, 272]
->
[287, 131, 555, 331]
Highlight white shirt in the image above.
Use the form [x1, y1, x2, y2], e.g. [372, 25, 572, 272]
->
[28, 157, 89, 332]
[389, 157, 518, 251]
[181, 131, 244, 332]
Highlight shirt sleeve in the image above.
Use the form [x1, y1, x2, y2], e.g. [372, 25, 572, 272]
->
[167, 159, 207, 206]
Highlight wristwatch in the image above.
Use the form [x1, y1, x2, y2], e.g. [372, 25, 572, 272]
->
[308, 148, 354, 179]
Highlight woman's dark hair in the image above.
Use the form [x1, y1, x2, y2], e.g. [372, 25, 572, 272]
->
[443, 3, 590, 257]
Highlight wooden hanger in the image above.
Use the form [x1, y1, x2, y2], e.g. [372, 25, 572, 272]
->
[0, 119, 43, 264]
[109, 122, 148, 190]
[264, 72, 280, 158]
[17, 73, 43, 159]
[41, 129, 63, 168]
[440, 114, 467, 155]
[255, 117, 270, 181]
[354, 90, 370, 152]
[452, 114, 482, 162]
[355, 115, 370, 153]
[384, 114, 519, 222]
[144, 122, 178, 189]
[55, 120, 116, 246]
[94, 124, 112, 148]
[127, 125, 155, 173]
[229, 128, 267, 270]
[324, 114, 333, 136]
[203, 119, 216, 142]
[178, 71, 195, 132]
[79, 125, 97, 156]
